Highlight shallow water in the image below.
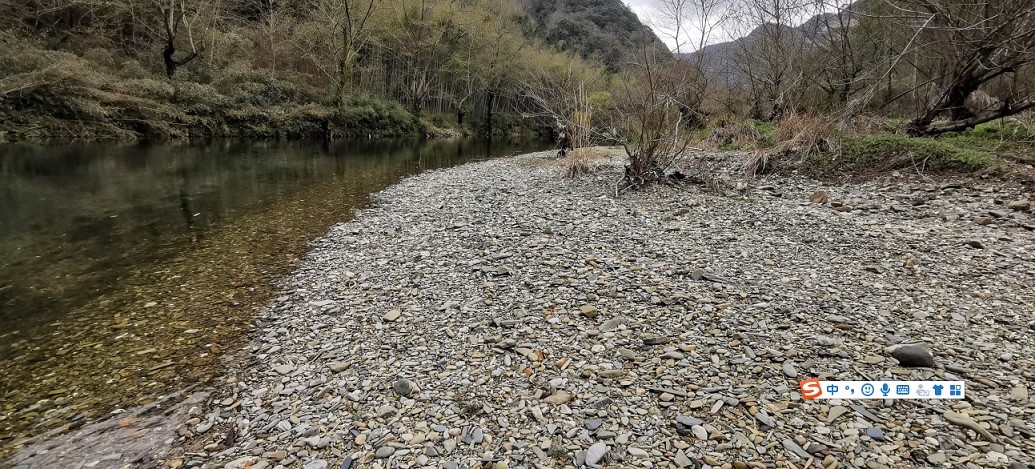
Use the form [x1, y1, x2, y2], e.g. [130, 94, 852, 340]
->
[0, 137, 548, 450]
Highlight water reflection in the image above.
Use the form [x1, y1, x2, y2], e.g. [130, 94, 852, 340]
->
[0, 138, 541, 340]
[0, 137, 546, 450]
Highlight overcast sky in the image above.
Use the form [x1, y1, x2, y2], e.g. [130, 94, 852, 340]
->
[623, 0, 727, 53]
[624, 0, 831, 53]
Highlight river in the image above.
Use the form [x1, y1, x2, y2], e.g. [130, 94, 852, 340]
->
[0, 137, 548, 451]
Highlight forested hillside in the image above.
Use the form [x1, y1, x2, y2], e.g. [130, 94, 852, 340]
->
[521, 0, 668, 71]
[0, 0, 662, 141]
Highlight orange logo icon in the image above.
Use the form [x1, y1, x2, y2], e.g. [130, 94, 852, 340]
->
[800, 378, 822, 400]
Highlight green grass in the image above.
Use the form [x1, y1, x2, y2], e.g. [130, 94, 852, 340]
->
[822, 119, 1034, 176]
[754, 119, 776, 145]
[831, 134, 999, 174]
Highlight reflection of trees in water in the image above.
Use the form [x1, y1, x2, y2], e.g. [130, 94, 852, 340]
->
[0, 138, 546, 336]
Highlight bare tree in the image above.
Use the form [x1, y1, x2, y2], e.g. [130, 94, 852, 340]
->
[804, 0, 890, 109]
[606, 46, 699, 191]
[302, 0, 379, 102]
[886, 0, 1035, 135]
[727, 0, 814, 119]
[650, 0, 729, 127]
[521, 56, 611, 175]
[161, 0, 206, 77]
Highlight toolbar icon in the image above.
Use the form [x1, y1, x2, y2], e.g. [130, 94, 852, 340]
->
[916, 384, 930, 397]
[861, 383, 874, 396]
[933, 384, 943, 396]
[800, 378, 822, 400]
[896, 384, 910, 395]
[950, 384, 962, 396]
[880, 383, 890, 396]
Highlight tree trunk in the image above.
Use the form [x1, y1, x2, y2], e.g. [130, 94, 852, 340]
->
[907, 99, 1035, 136]
[485, 90, 496, 136]
[163, 41, 178, 77]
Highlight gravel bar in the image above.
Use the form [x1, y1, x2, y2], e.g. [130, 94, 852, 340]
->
[61, 151, 1035, 468]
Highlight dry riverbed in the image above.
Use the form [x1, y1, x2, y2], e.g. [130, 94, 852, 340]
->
[10, 150, 1035, 468]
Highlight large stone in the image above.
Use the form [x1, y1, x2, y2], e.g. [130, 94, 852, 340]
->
[891, 345, 935, 367]
[393, 379, 415, 396]
[810, 191, 830, 204]
[543, 392, 572, 405]
[1007, 199, 1031, 211]
[585, 442, 608, 465]
[225, 457, 270, 469]
[383, 309, 402, 321]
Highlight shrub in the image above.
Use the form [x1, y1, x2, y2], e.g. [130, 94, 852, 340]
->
[707, 114, 763, 150]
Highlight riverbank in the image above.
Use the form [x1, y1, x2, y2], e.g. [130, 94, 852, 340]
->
[10, 149, 1035, 468]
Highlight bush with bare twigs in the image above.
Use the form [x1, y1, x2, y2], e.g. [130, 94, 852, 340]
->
[706, 114, 764, 150]
[747, 113, 837, 175]
[605, 48, 702, 192]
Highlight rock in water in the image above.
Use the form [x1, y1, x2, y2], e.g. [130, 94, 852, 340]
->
[891, 345, 934, 367]
[585, 442, 608, 465]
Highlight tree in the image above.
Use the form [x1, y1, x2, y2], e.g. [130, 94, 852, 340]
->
[803, 0, 890, 109]
[471, 0, 528, 134]
[302, 0, 380, 102]
[606, 47, 699, 191]
[888, 0, 1035, 135]
[651, 0, 729, 127]
[385, 0, 468, 117]
[160, 0, 206, 77]
[521, 53, 610, 175]
[727, 0, 814, 119]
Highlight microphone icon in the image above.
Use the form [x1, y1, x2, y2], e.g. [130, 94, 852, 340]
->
[880, 383, 891, 396]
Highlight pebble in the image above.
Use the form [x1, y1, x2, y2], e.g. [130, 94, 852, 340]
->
[153, 151, 1035, 469]
[383, 309, 401, 321]
[302, 460, 327, 469]
[891, 345, 935, 367]
[585, 442, 608, 465]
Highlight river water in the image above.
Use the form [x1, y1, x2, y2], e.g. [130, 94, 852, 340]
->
[0, 137, 547, 450]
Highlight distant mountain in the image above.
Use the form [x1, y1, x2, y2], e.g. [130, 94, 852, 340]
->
[520, 0, 668, 71]
[679, 10, 839, 80]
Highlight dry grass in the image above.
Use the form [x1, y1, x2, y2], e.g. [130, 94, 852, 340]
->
[747, 113, 838, 176]
[537, 146, 613, 177]
[706, 115, 765, 150]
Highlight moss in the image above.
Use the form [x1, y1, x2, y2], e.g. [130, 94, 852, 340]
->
[806, 133, 1002, 178]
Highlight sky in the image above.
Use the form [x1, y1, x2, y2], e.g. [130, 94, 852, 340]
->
[623, 0, 729, 53]
[624, 0, 834, 54]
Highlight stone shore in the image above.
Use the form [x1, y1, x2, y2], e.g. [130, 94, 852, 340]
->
[13, 150, 1035, 469]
